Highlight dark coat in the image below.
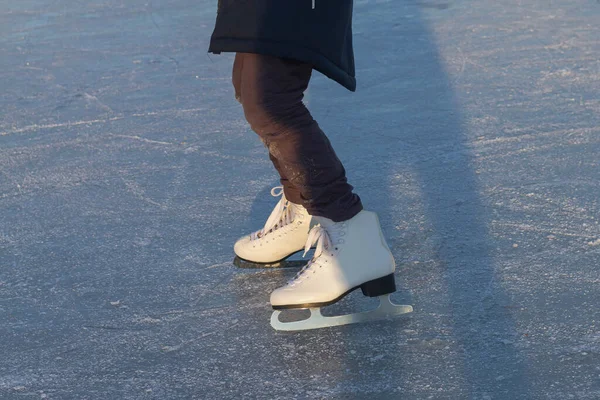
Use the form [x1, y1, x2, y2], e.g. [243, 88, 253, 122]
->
[208, 0, 356, 92]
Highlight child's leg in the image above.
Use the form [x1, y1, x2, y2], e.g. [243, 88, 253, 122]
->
[234, 52, 362, 222]
[233, 53, 291, 198]
[232, 52, 244, 104]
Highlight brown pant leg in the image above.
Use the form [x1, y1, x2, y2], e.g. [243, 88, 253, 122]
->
[236, 53, 362, 222]
[232, 53, 244, 103]
[233, 53, 292, 191]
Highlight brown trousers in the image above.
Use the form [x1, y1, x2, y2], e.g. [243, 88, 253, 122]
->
[232, 53, 362, 222]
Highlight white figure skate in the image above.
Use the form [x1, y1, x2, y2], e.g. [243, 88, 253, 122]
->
[270, 210, 413, 331]
[234, 186, 313, 264]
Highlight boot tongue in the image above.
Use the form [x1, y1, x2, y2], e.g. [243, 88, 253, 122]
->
[288, 202, 301, 219]
[313, 216, 343, 245]
[313, 215, 336, 229]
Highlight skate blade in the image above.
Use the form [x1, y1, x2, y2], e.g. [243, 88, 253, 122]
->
[270, 294, 413, 332]
[233, 256, 306, 269]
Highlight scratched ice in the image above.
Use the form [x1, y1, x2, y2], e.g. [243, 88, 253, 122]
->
[0, 1, 599, 399]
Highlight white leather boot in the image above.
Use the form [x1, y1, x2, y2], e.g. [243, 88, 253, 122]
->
[234, 186, 312, 263]
[270, 210, 396, 307]
[269, 210, 413, 331]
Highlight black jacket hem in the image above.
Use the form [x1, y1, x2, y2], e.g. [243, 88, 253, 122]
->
[209, 37, 357, 92]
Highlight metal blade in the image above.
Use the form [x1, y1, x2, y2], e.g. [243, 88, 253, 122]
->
[270, 294, 413, 331]
[233, 256, 306, 269]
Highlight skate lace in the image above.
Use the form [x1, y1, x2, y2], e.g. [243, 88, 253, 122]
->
[251, 186, 297, 241]
[288, 221, 347, 284]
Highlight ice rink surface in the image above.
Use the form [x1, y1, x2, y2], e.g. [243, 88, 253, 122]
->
[1, 0, 599, 398]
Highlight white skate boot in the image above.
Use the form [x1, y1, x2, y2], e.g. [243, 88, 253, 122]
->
[270, 210, 413, 331]
[234, 186, 313, 264]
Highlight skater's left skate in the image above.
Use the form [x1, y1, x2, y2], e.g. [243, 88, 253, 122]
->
[270, 210, 413, 331]
[234, 186, 313, 264]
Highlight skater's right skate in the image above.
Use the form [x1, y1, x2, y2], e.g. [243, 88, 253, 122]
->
[234, 186, 313, 264]
[270, 210, 413, 331]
